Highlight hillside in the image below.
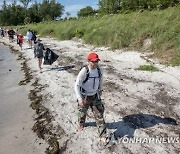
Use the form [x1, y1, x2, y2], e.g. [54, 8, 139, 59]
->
[17, 5, 180, 66]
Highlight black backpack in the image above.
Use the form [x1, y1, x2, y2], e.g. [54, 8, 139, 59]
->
[34, 43, 44, 57]
[32, 32, 36, 41]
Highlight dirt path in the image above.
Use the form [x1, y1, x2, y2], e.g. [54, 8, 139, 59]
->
[1, 37, 180, 154]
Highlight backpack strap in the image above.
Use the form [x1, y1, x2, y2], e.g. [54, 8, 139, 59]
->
[97, 67, 102, 90]
[82, 66, 101, 84]
[97, 67, 102, 79]
[83, 65, 89, 83]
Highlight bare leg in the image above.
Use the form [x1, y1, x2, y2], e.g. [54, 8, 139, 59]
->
[30, 40, 32, 48]
[20, 43, 22, 50]
[38, 58, 42, 71]
[28, 40, 32, 48]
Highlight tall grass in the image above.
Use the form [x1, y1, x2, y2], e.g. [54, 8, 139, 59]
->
[136, 65, 160, 72]
[18, 5, 180, 65]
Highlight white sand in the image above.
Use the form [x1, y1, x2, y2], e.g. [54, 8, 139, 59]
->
[0, 36, 180, 154]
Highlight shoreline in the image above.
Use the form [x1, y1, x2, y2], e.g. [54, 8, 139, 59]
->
[0, 40, 61, 153]
[0, 35, 179, 154]
[0, 43, 47, 153]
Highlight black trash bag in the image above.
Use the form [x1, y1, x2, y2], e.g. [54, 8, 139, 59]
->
[43, 48, 59, 65]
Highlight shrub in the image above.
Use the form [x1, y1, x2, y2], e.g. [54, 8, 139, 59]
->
[73, 29, 84, 38]
[136, 65, 160, 72]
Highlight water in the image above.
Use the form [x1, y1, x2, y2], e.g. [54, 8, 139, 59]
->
[0, 43, 45, 154]
[0, 44, 24, 121]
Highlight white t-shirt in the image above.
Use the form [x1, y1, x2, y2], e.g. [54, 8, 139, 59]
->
[75, 66, 103, 100]
[26, 31, 32, 40]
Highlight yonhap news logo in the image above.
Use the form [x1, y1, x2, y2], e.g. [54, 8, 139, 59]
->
[119, 136, 179, 144]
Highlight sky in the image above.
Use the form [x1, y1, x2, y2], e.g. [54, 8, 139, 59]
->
[0, 0, 99, 18]
[58, 0, 99, 17]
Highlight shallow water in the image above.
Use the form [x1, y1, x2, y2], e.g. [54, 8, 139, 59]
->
[0, 44, 23, 120]
[0, 43, 45, 154]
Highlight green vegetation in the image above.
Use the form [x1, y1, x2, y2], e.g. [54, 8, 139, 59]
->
[1, 0, 179, 65]
[64, 56, 74, 63]
[77, 6, 96, 18]
[0, 0, 64, 26]
[98, 0, 179, 14]
[17, 5, 180, 66]
[136, 65, 160, 72]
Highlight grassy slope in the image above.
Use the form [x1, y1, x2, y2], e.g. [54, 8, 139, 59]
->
[19, 5, 180, 66]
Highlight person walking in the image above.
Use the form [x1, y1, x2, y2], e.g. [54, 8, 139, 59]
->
[34, 38, 45, 73]
[16, 28, 20, 44]
[1, 28, 4, 37]
[0, 27, 3, 38]
[17, 34, 24, 50]
[26, 29, 33, 48]
[7, 29, 15, 43]
[75, 52, 108, 143]
[31, 31, 37, 44]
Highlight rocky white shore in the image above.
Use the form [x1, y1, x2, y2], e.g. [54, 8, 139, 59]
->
[0, 36, 179, 154]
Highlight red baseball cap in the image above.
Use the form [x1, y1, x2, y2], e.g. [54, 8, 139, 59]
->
[88, 52, 100, 62]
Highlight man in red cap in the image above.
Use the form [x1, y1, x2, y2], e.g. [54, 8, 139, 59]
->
[75, 52, 108, 143]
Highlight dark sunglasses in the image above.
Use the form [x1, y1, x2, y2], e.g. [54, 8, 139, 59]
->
[89, 60, 99, 63]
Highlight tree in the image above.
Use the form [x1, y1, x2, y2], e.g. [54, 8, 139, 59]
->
[120, 0, 180, 11]
[27, 2, 41, 23]
[39, 0, 64, 20]
[0, 0, 25, 25]
[98, 0, 180, 14]
[77, 6, 95, 18]
[20, 0, 32, 9]
[2, 0, 7, 10]
[0, 0, 64, 25]
[49, 0, 64, 20]
[0, 0, 9, 25]
[98, 0, 121, 14]
[66, 12, 71, 19]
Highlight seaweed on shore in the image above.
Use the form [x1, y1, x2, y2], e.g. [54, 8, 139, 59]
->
[30, 78, 68, 154]
[18, 60, 33, 85]
[0, 40, 67, 154]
